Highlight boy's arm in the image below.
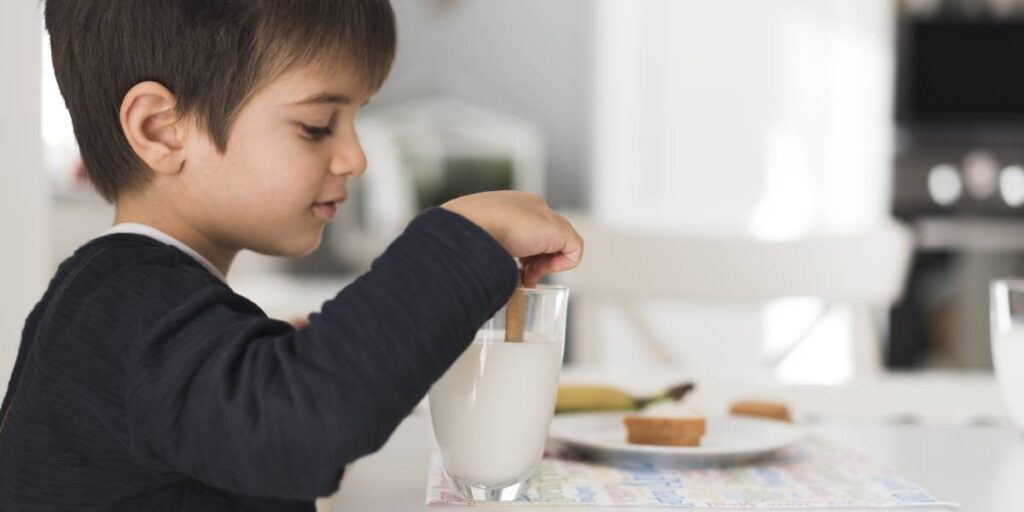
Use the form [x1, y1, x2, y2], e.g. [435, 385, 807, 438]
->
[124, 208, 517, 500]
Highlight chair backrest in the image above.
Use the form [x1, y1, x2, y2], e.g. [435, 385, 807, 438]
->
[557, 214, 912, 306]
[553, 213, 914, 375]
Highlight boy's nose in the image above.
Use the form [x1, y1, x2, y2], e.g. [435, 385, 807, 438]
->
[328, 135, 367, 179]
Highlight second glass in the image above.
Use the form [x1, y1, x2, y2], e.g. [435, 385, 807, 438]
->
[990, 279, 1024, 432]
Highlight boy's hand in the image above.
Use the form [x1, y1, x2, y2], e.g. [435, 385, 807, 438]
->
[288, 316, 311, 330]
[442, 191, 584, 287]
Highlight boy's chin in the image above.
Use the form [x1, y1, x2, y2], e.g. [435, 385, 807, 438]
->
[259, 231, 323, 258]
[296, 236, 323, 258]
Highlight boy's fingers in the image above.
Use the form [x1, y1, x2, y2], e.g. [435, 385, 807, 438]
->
[517, 218, 583, 287]
[541, 252, 581, 274]
[519, 252, 580, 288]
[560, 229, 584, 267]
[521, 270, 540, 289]
[553, 219, 584, 268]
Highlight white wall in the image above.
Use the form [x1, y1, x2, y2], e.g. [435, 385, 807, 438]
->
[592, 0, 894, 236]
[0, 4, 48, 397]
[588, 0, 896, 382]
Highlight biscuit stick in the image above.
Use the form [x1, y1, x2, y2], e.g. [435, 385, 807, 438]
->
[504, 286, 526, 343]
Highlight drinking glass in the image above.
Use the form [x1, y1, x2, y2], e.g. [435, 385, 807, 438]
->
[990, 279, 1024, 432]
[428, 285, 569, 501]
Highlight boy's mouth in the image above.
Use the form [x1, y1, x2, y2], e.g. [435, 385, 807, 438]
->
[312, 191, 347, 221]
[312, 199, 341, 221]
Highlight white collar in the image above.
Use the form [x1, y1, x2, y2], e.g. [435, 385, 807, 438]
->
[101, 223, 227, 283]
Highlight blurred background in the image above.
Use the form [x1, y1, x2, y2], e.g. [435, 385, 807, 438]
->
[5, 0, 1024, 399]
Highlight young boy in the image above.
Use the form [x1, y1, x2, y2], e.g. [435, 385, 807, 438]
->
[0, 1, 582, 510]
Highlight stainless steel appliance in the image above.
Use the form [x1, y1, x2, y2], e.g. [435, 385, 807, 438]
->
[890, 2, 1024, 369]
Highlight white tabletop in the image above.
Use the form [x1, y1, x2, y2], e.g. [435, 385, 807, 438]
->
[329, 410, 1024, 511]
[325, 368, 1024, 511]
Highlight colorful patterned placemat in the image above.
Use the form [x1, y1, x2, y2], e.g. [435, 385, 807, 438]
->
[426, 438, 957, 508]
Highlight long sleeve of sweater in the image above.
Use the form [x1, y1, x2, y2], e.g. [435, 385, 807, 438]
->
[116, 208, 517, 500]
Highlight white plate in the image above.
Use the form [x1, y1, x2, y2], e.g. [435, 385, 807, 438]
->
[548, 413, 805, 464]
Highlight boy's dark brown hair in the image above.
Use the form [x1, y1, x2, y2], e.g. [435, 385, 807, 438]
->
[44, 0, 397, 202]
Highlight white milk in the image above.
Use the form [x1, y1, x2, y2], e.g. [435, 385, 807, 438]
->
[429, 336, 564, 488]
[992, 330, 1024, 430]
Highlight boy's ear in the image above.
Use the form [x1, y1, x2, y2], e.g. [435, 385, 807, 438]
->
[119, 81, 187, 176]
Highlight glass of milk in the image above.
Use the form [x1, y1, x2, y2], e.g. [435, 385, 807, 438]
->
[429, 285, 569, 501]
[990, 279, 1024, 432]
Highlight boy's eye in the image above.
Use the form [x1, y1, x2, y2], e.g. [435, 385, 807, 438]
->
[300, 123, 333, 141]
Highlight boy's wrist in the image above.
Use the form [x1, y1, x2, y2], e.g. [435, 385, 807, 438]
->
[439, 201, 502, 247]
[412, 207, 519, 293]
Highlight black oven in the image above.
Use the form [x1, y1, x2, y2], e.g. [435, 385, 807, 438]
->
[889, 8, 1024, 370]
[900, 20, 1024, 124]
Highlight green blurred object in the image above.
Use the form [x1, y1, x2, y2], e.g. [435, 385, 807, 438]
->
[416, 156, 514, 208]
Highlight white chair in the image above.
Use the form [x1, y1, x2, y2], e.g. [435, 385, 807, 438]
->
[555, 213, 913, 380]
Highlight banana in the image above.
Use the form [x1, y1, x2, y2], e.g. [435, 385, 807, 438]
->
[556, 384, 637, 413]
[555, 382, 696, 414]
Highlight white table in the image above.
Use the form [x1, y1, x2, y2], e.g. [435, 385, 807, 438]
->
[330, 411, 1024, 511]
[328, 370, 1024, 511]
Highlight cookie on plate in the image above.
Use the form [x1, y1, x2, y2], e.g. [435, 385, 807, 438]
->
[729, 400, 792, 422]
[623, 415, 706, 447]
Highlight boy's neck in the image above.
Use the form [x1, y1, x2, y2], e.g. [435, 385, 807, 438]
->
[113, 196, 238, 278]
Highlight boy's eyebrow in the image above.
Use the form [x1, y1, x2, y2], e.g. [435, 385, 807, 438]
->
[291, 92, 370, 107]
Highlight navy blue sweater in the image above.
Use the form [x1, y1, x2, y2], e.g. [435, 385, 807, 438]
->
[0, 208, 518, 511]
